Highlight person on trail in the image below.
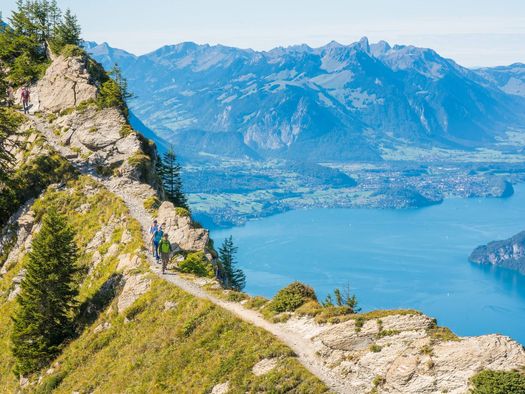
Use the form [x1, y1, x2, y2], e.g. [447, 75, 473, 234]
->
[21, 87, 30, 114]
[151, 223, 165, 262]
[149, 219, 159, 256]
[6, 86, 14, 107]
[158, 233, 173, 274]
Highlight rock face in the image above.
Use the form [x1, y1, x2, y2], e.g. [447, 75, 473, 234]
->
[54, 106, 144, 177]
[283, 313, 525, 394]
[156, 202, 210, 252]
[470, 231, 525, 274]
[25, 54, 97, 113]
[22, 53, 157, 182]
[116, 274, 151, 314]
[0, 201, 37, 276]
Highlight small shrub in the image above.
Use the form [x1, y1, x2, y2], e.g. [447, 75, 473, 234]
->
[244, 296, 269, 310]
[372, 375, 385, 387]
[371, 375, 386, 393]
[76, 99, 97, 112]
[175, 207, 191, 217]
[268, 282, 317, 313]
[61, 44, 85, 58]
[369, 344, 382, 353]
[46, 113, 57, 123]
[296, 300, 324, 317]
[428, 326, 459, 342]
[354, 316, 365, 332]
[470, 370, 525, 394]
[143, 196, 161, 212]
[376, 329, 400, 338]
[127, 152, 151, 180]
[89, 127, 98, 133]
[120, 124, 133, 138]
[59, 107, 75, 117]
[420, 344, 433, 355]
[35, 371, 67, 393]
[226, 291, 248, 302]
[95, 165, 113, 177]
[179, 252, 214, 278]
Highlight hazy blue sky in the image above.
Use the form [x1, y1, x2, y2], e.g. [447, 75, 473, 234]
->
[1, 0, 524, 66]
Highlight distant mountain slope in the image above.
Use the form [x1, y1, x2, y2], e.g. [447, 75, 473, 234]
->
[470, 230, 525, 274]
[475, 63, 525, 97]
[87, 39, 525, 162]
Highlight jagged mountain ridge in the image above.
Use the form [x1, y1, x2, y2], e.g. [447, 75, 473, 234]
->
[86, 38, 525, 162]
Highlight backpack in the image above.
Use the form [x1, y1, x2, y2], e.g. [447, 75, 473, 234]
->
[159, 239, 171, 254]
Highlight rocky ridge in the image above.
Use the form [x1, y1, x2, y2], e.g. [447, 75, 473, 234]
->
[1, 52, 524, 393]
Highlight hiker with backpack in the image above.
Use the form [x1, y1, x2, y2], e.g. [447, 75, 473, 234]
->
[150, 222, 165, 262]
[158, 233, 173, 274]
[149, 219, 159, 256]
[21, 86, 30, 114]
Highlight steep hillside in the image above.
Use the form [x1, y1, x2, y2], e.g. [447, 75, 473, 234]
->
[1, 40, 524, 394]
[87, 38, 525, 162]
[0, 177, 326, 393]
[0, 51, 329, 392]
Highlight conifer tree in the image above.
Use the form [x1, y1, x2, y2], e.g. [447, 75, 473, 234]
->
[159, 146, 189, 209]
[52, 8, 81, 49]
[11, 209, 78, 376]
[10, 0, 61, 53]
[97, 64, 133, 115]
[218, 236, 246, 291]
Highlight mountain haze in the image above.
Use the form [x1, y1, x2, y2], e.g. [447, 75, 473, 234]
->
[87, 38, 525, 162]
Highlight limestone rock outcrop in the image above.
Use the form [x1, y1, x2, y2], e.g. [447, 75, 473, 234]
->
[22, 54, 97, 113]
[282, 313, 525, 394]
[156, 202, 210, 252]
[55, 106, 143, 177]
[117, 274, 151, 314]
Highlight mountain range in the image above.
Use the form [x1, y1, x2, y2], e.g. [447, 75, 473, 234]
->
[86, 38, 525, 162]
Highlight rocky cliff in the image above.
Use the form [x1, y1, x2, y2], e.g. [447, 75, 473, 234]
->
[1, 51, 524, 393]
[470, 231, 525, 274]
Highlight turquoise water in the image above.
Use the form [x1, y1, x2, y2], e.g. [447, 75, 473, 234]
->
[212, 184, 525, 344]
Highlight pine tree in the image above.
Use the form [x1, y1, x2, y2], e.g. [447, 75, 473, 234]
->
[97, 64, 133, 115]
[160, 146, 188, 209]
[11, 209, 78, 376]
[218, 236, 246, 291]
[10, 0, 61, 54]
[52, 8, 81, 50]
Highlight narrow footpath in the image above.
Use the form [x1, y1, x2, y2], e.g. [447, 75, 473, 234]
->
[30, 114, 352, 393]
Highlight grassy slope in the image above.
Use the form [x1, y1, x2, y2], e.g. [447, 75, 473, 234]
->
[47, 280, 327, 393]
[0, 176, 327, 393]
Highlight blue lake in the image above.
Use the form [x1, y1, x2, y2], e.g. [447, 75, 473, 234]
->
[212, 184, 525, 344]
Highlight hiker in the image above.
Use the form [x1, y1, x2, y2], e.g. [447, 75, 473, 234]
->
[158, 233, 173, 274]
[149, 219, 159, 256]
[6, 86, 14, 107]
[21, 86, 30, 114]
[150, 223, 165, 262]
